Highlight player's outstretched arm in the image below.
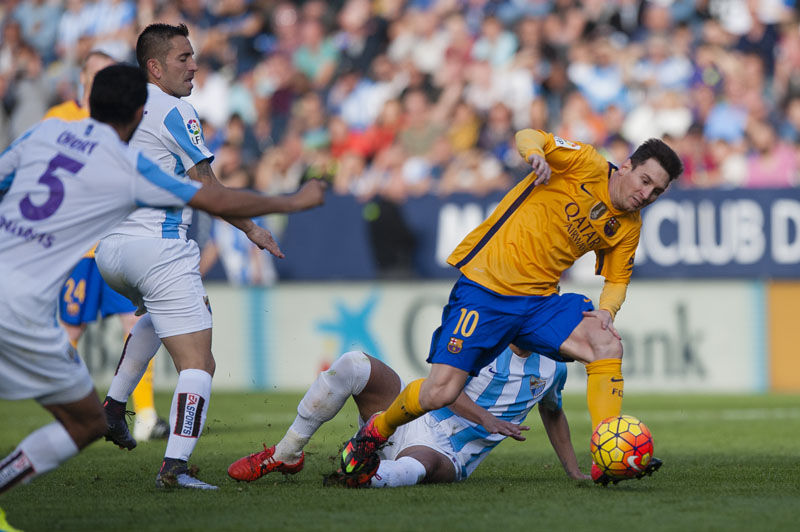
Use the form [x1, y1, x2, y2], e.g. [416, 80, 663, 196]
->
[187, 160, 319, 258]
[189, 178, 326, 221]
[188, 160, 281, 255]
[449, 392, 530, 441]
[538, 404, 590, 480]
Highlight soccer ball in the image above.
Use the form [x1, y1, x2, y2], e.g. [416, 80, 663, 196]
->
[590, 415, 654, 480]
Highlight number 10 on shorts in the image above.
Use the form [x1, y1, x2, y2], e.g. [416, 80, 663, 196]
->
[453, 308, 479, 337]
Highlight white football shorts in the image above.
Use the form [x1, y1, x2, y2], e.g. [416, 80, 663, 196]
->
[380, 414, 465, 480]
[357, 412, 466, 482]
[95, 235, 212, 338]
[0, 311, 94, 405]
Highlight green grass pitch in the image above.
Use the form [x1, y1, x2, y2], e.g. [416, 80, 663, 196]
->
[2, 392, 798, 531]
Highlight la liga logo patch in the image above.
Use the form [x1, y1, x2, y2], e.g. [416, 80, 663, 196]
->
[553, 135, 580, 150]
[186, 119, 202, 145]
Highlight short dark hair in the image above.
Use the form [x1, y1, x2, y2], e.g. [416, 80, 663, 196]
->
[89, 64, 148, 125]
[629, 138, 683, 182]
[136, 23, 189, 70]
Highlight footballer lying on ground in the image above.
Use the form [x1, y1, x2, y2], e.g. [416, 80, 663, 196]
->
[228, 346, 590, 487]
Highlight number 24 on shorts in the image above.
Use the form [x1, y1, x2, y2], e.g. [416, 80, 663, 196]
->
[453, 308, 479, 337]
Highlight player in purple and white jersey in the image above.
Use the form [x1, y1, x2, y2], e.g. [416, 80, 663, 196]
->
[0, 65, 325, 502]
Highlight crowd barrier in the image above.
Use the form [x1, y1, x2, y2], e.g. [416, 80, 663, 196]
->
[79, 279, 799, 394]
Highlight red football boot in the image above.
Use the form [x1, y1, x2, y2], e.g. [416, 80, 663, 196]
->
[227, 444, 304, 482]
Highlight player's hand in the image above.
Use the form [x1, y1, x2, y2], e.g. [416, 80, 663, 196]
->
[245, 225, 285, 259]
[567, 470, 591, 480]
[582, 309, 620, 339]
[528, 154, 551, 185]
[290, 179, 328, 211]
[482, 418, 530, 442]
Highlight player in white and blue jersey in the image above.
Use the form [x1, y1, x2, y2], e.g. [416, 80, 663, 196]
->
[227, 346, 589, 487]
[96, 23, 298, 491]
[110, 81, 211, 240]
[0, 65, 325, 502]
[46, 50, 170, 444]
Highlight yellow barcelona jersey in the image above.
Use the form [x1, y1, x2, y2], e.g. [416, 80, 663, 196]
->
[447, 130, 640, 312]
[43, 100, 97, 258]
[43, 100, 89, 121]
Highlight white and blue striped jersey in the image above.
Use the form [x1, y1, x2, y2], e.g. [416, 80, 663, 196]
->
[109, 83, 213, 240]
[429, 348, 568, 479]
[0, 118, 200, 327]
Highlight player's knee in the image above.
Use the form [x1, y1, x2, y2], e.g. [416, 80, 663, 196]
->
[329, 351, 370, 391]
[332, 351, 370, 376]
[591, 335, 623, 361]
[420, 380, 461, 410]
[319, 352, 359, 390]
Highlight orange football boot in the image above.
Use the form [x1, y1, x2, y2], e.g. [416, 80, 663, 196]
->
[227, 444, 304, 482]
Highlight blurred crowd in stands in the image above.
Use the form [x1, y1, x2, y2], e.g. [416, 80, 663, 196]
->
[3, 0, 800, 280]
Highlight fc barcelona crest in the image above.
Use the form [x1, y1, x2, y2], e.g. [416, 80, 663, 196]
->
[604, 217, 620, 237]
[447, 337, 463, 354]
[590, 202, 608, 220]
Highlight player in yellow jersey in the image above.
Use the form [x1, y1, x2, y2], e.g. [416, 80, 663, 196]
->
[45, 51, 169, 442]
[338, 130, 683, 486]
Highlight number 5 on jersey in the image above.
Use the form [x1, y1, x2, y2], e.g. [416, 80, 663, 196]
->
[20, 153, 83, 221]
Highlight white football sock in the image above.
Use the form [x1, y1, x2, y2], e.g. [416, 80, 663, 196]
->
[133, 407, 159, 441]
[369, 456, 427, 488]
[164, 369, 212, 462]
[0, 422, 78, 493]
[273, 351, 371, 462]
[107, 314, 162, 403]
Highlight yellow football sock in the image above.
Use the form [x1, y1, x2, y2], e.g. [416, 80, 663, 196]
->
[131, 359, 156, 412]
[586, 358, 624, 430]
[373, 378, 426, 438]
[69, 338, 78, 349]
